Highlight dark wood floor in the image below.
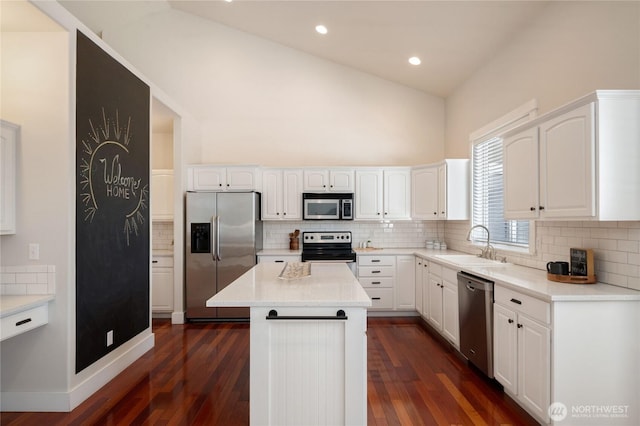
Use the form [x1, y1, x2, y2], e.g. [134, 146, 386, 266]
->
[1, 317, 538, 425]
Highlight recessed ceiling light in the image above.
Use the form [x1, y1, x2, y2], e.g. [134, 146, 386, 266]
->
[224, 0, 233, 3]
[408, 57, 421, 66]
[315, 25, 328, 35]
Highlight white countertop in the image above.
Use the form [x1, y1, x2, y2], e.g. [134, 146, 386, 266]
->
[355, 247, 640, 302]
[0, 294, 55, 318]
[206, 262, 371, 308]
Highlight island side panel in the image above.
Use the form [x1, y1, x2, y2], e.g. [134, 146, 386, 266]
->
[250, 306, 367, 426]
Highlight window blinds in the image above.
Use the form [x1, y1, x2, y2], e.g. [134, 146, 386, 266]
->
[472, 137, 529, 246]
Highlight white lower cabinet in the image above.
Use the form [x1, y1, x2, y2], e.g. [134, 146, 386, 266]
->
[414, 258, 426, 316]
[152, 255, 174, 313]
[358, 254, 415, 312]
[357, 255, 395, 311]
[395, 255, 415, 311]
[426, 263, 459, 348]
[493, 285, 550, 424]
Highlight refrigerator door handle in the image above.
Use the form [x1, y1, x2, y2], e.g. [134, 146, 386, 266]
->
[211, 215, 216, 261]
[216, 216, 221, 261]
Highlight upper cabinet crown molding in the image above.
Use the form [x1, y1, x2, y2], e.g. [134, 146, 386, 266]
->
[502, 90, 640, 221]
[1, 119, 19, 235]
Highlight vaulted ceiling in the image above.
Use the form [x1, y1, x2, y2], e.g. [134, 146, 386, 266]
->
[59, 0, 549, 97]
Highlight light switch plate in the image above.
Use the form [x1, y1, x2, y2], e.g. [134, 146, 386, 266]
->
[28, 243, 39, 260]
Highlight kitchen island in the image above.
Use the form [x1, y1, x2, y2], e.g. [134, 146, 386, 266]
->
[206, 262, 371, 426]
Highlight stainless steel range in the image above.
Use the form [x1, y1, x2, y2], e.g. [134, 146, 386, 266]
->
[301, 231, 357, 274]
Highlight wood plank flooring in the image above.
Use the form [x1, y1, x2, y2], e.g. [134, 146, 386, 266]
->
[1, 317, 539, 425]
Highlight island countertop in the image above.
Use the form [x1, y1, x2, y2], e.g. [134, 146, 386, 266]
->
[206, 262, 371, 308]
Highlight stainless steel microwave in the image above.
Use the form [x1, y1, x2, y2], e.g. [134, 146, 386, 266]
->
[302, 193, 353, 220]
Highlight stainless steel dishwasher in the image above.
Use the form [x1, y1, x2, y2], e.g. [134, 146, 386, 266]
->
[457, 271, 494, 378]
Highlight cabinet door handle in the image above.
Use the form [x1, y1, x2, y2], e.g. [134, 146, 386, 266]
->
[372, 270, 381, 274]
[275, 260, 284, 263]
[530, 206, 536, 211]
[371, 259, 381, 263]
[539, 206, 545, 210]
[372, 281, 381, 285]
[508, 319, 514, 324]
[152, 260, 158, 264]
[517, 323, 523, 328]
[510, 298, 522, 305]
[372, 297, 381, 300]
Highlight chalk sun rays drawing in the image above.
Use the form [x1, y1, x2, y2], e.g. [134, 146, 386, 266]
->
[79, 107, 147, 246]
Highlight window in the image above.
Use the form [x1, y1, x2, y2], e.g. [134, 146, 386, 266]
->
[469, 100, 537, 250]
[471, 137, 529, 247]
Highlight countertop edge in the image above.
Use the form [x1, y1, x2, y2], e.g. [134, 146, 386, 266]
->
[0, 294, 55, 318]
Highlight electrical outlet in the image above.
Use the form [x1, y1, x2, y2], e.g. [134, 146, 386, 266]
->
[107, 330, 114, 347]
[28, 243, 40, 260]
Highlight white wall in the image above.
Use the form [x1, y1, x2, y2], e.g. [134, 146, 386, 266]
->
[99, 9, 445, 167]
[0, 31, 71, 393]
[443, 1, 640, 291]
[445, 1, 640, 158]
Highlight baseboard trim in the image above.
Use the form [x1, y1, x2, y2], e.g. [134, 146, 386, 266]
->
[1, 333, 155, 412]
[171, 310, 185, 324]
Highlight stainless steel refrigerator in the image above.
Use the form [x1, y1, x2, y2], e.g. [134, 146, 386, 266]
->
[185, 191, 263, 320]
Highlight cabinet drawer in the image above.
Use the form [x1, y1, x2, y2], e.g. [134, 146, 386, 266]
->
[358, 277, 394, 288]
[152, 256, 173, 268]
[495, 285, 550, 324]
[442, 267, 457, 283]
[358, 266, 395, 277]
[357, 256, 396, 267]
[429, 262, 442, 277]
[1, 304, 48, 342]
[258, 255, 301, 264]
[365, 288, 394, 310]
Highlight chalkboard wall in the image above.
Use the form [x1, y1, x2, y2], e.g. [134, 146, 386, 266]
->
[75, 31, 150, 373]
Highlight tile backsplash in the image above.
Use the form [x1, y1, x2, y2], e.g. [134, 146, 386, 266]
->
[159, 217, 640, 291]
[263, 220, 444, 250]
[446, 220, 640, 291]
[0, 265, 56, 295]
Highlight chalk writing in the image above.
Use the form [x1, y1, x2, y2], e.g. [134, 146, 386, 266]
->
[78, 108, 148, 246]
[100, 155, 141, 200]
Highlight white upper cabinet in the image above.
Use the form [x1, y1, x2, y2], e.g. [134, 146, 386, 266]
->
[261, 168, 302, 220]
[411, 167, 438, 219]
[187, 165, 258, 191]
[151, 170, 174, 221]
[411, 159, 469, 220]
[354, 169, 383, 219]
[1, 120, 18, 235]
[503, 91, 640, 220]
[355, 168, 410, 220]
[303, 169, 354, 192]
[503, 127, 539, 219]
[383, 168, 411, 220]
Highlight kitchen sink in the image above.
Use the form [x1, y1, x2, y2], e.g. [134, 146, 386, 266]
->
[431, 254, 509, 267]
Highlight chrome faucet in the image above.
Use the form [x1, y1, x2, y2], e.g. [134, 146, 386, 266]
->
[466, 225, 495, 260]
